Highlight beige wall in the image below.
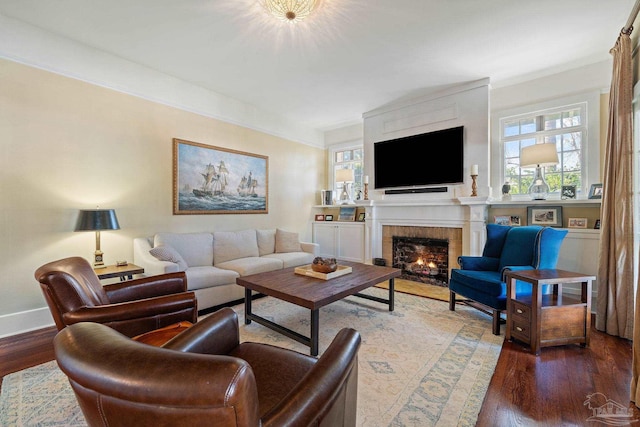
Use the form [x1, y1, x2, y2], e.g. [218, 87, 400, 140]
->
[0, 59, 326, 323]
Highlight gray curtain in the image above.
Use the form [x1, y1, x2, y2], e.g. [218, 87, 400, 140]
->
[596, 31, 634, 341]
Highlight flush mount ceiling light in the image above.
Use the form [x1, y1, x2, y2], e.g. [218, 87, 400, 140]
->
[261, 0, 318, 23]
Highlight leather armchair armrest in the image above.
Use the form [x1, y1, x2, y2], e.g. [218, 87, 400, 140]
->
[163, 307, 240, 355]
[261, 328, 361, 427]
[104, 272, 187, 303]
[458, 256, 500, 271]
[62, 292, 197, 325]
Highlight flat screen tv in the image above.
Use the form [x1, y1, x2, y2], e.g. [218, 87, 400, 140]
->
[373, 126, 464, 190]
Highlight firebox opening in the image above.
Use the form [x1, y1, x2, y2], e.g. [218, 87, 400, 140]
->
[392, 236, 449, 287]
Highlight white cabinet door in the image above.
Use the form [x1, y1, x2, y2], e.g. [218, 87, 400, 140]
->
[312, 222, 364, 262]
[312, 223, 338, 258]
[336, 223, 365, 262]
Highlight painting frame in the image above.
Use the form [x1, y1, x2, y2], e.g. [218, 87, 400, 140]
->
[173, 138, 268, 215]
[568, 217, 588, 229]
[338, 206, 356, 221]
[325, 214, 334, 221]
[494, 215, 511, 226]
[561, 185, 577, 200]
[588, 183, 603, 199]
[315, 214, 325, 221]
[527, 206, 563, 227]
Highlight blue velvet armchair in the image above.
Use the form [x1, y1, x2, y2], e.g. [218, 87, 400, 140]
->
[448, 224, 568, 335]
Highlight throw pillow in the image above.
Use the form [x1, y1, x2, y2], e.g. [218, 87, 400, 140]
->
[149, 245, 188, 271]
[256, 229, 276, 256]
[275, 228, 302, 253]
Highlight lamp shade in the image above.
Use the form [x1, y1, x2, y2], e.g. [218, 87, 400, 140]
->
[335, 169, 355, 183]
[520, 143, 559, 168]
[75, 209, 120, 231]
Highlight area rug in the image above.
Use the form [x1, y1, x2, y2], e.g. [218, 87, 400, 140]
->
[375, 278, 453, 302]
[0, 288, 503, 426]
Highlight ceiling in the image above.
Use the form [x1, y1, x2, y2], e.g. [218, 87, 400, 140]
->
[0, 0, 635, 132]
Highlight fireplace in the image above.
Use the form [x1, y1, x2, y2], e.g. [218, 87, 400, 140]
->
[392, 236, 449, 287]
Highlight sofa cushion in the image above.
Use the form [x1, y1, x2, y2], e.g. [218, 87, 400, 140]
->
[154, 232, 213, 267]
[275, 229, 302, 253]
[149, 244, 188, 271]
[263, 252, 315, 268]
[256, 229, 276, 256]
[185, 266, 240, 291]
[213, 230, 260, 265]
[216, 257, 283, 276]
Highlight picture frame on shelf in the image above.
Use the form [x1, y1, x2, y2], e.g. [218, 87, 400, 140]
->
[568, 217, 588, 229]
[527, 206, 563, 227]
[357, 212, 366, 222]
[338, 206, 356, 221]
[494, 215, 511, 226]
[594, 219, 601, 229]
[588, 183, 603, 199]
[314, 214, 325, 221]
[510, 216, 521, 226]
[325, 214, 333, 221]
[561, 185, 577, 200]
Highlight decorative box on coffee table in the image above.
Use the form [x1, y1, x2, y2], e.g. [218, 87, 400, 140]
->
[504, 269, 595, 355]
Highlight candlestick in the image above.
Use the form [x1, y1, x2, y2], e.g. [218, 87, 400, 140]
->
[364, 183, 369, 200]
[471, 174, 478, 197]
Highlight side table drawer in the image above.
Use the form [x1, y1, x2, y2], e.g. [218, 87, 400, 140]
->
[510, 319, 531, 344]
[510, 301, 531, 322]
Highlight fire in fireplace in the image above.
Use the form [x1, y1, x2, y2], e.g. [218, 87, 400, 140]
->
[392, 236, 449, 287]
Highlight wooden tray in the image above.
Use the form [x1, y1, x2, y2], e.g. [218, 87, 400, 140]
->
[294, 264, 353, 280]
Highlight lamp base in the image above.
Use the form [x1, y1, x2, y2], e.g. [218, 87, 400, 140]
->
[528, 166, 550, 200]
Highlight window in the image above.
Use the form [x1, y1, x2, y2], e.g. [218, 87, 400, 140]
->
[500, 103, 586, 196]
[333, 147, 363, 201]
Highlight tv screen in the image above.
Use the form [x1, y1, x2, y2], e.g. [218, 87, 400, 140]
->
[373, 126, 464, 190]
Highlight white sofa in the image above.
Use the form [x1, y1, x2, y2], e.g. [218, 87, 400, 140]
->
[133, 228, 318, 311]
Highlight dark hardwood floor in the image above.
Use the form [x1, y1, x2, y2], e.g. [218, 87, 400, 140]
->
[1, 317, 639, 425]
[477, 322, 640, 426]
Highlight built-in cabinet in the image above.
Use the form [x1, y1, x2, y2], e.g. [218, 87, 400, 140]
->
[312, 222, 365, 262]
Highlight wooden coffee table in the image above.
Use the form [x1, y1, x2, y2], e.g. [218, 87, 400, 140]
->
[236, 260, 401, 356]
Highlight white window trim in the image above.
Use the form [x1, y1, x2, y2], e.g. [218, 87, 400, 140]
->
[490, 90, 601, 199]
[328, 139, 363, 193]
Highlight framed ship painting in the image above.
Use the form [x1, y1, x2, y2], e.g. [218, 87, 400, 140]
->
[173, 138, 268, 214]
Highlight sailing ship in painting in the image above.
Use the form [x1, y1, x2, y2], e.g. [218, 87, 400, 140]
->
[193, 161, 229, 198]
[192, 162, 260, 199]
[237, 171, 258, 197]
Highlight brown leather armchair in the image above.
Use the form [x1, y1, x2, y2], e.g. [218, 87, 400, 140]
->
[54, 307, 361, 427]
[35, 256, 197, 338]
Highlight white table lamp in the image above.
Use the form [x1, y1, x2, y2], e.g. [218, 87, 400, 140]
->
[336, 169, 355, 205]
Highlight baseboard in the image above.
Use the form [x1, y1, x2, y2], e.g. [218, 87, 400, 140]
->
[0, 307, 54, 339]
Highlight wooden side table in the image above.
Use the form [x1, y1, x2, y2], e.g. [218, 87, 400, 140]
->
[504, 269, 595, 355]
[95, 264, 144, 281]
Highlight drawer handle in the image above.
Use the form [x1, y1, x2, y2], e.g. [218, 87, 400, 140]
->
[516, 326, 523, 332]
[516, 309, 523, 314]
